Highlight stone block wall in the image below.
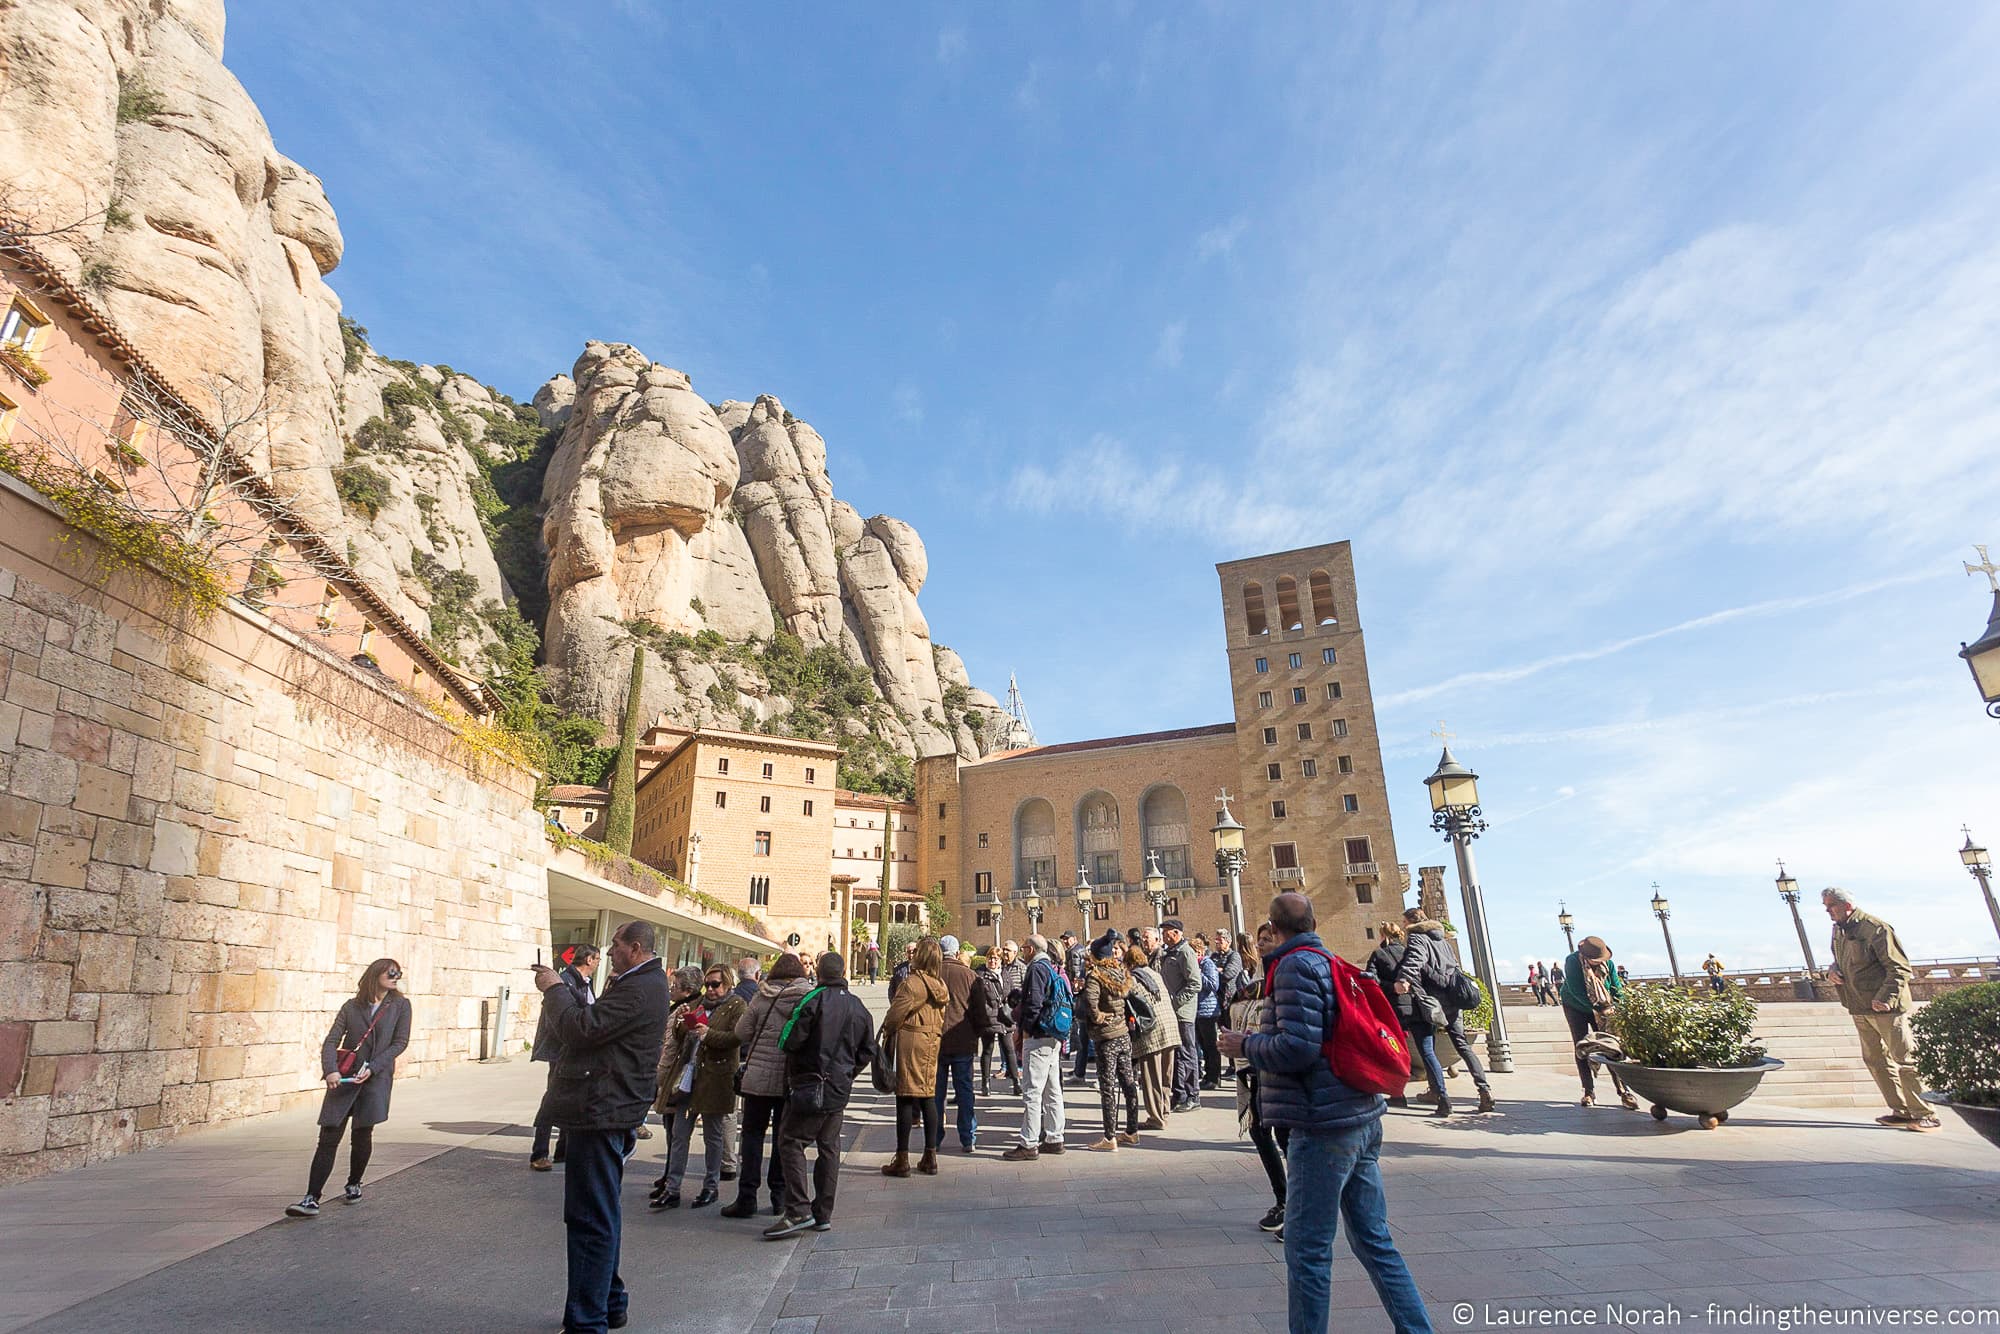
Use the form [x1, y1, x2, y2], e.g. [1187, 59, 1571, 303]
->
[0, 483, 551, 1184]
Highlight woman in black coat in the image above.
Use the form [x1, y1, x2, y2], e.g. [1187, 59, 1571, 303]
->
[1366, 922, 1450, 1115]
[286, 958, 412, 1218]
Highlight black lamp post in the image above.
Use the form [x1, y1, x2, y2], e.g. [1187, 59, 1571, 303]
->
[1775, 860, 1817, 975]
[1423, 746, 1512, 1072]
[1557, 901, 1575, 954]
[1650, 883, 1682, 985]
[1960, 546, 2000, 719]
[1960, 829, 2000, 948]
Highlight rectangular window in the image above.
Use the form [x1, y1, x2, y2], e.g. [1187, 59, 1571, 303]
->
[1257, 690, 1273, 709]
[1322, 647, 1338, 665]
[0, 389, 17, 441]
[1343, 794, 1359, 813]
[1288, 652, 1302, 669]
[805, 767, 815, 784]
[759, 795, 772, 813]
[1093, 901, 1110, 921]
[762, 762, 774, 779]
[1254, 657, 1268, 674]
[1338, 755, 1354, 774]
[938, 834, 947, 850]
[1291, 687, 1306, 704]
[1271, 800, 1287, 820]
[749, 875, 770, 906]
[715, 790, 727, 809]
[977, 832, 989, 848]
[1272, 843, 1299, 870]
[1266, 763, 1281, 781]
[1262, 727, 1277, 745]
[1325, 682, 1342, 701]
[1332, 719, 1349, 738]
[1345, 837, 1372, 864]
[717, 757, 729, 774]
[873, 846, 881, 858]
[976, 908, 991, 927]
[1356, 883, 1374, 905]
[1296, 723, 1313, 741]
[803, 799, 813, 816]
[754, 830, 772, 856]
[975, 871, 993, 895]
[1, 298, 48, 353]
[938, 802, 947, 818]
[1301, 758, 1317, 777]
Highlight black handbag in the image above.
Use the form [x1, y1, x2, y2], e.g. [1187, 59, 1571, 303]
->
[787, 1078, 827, 1116]
[869, 1029, 898, 1093]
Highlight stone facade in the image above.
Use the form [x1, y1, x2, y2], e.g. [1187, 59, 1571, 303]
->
[919, 541, 1401, 961]
[0, 483, 550, 1184]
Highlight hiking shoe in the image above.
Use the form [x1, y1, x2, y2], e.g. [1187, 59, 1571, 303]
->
[1116, 1132, 1140, 1147]
[1905, 1116, 1942, 1132]
[1477, 1089, 1496, 1114]
[530, 1157, 554, 1172]
[763, 1213, 813, 1240]
[1000, 1144, 1039, 1162]
[342, 1183, 363, 1204]
[285, 1196, 320, 1219]
[1259, 1204, 1285, 1233]
[1431, 1100, 1454, 1118]
[1040, 1140, 1066, 1155]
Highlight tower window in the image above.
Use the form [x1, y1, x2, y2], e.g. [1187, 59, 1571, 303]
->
[1258, 691, 1273, 709]
[749, 875, 770, 906]
[1301, 759, 1317, 777]
[1322, 648, 1338, 665]
[1343, 794, 1359, 813]
[805, 767, 815, 784]
[1266, 763, 1281, 781]
[1254, 657, 1268, 674]
[1332, 720, 1349, 738]
[978, 833, 989, 848]
[1326, 682, 1342, 701]
[717, 757, 729, 774]
[1291, 687, 1306, 704]
[715, 790, 727, 808]
[803, 800, 814, 816]
[1288, 653, 1302, 670]
[754, 830, 772, 856]
[1262, 727, 1277, 745]
[1338, 755, 1353, 774]
[1271, 800, 1287, 820]
[1296, 723, 1312, 741]
[760, 795, 772, 813]
[762, 762, 774, 779]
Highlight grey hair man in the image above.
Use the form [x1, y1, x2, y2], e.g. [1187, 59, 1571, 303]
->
[1822, 887, 1935, 1130]
[1003, 933, 1068, 1160]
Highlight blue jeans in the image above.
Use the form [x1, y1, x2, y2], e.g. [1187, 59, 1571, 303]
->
[1411, 1027, 1446, 1099]
[561, 1126, 637, 1334]
[931, 1053, 978, 1148]
[1283, 1120, 1432, 1334]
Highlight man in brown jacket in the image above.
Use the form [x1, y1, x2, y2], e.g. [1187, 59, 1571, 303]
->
[932, 934, 992, 1153]
[1823, 887, 1937, 1131]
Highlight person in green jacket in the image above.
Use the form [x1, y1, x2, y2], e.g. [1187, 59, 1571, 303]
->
[1558, 937, 1638, 1110]
[1822, 887, 1937, 1131]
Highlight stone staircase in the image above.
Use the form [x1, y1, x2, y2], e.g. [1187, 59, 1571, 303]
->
[1485, 1001, 1887, 1108]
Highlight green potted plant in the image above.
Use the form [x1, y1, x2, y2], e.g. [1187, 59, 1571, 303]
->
[1913, 981, 2000, 1148]
[1600, 983, 1783, 1129]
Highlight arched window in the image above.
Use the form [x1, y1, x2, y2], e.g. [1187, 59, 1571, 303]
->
[1075, 791, 1121, 887]
[1275, 576, 1303, 632]
[1014, 797, 1057, 891]
[1140, 784, 1190, 883]
[1243, 582, 1268, 637]
[1309, 569, 1337, 625]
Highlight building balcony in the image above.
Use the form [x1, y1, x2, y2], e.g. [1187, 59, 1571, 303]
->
[1272, 867, 1305, 883]
[1345, 862, 1379, 878]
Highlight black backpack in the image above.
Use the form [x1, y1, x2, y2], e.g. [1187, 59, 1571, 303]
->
[1124, 985, 1158, 1035]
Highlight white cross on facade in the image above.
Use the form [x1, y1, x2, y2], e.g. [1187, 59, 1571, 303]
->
[1966, 545, 2000, 593]
[1431, 721, 1455, 743]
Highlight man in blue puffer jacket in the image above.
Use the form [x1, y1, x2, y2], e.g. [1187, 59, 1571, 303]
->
[1220, 893, 1432, 1334]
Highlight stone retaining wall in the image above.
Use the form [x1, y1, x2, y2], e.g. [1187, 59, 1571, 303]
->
[0, 482, 551, 1184]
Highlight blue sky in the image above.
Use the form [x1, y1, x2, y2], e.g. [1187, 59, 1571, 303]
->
[227, 2, 2000, 974]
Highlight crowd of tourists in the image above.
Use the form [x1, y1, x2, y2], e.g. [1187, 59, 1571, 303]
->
[275, 880, 1941, 1334]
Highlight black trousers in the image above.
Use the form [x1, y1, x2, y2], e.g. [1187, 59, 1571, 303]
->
[1439, 1008, 1490, 1094]
[1196, 1015, 1222, 1085]
[1249, 1121, 1290, 1205]
[735, 1093, 787, 1201]
[894, 1095, 938, 1155]
[306, 1118, 373, 1198]
[979, 1032, 1019, 1084]
[779, 1108, 844, 1224]
[1563, 1003, 1628, 1098]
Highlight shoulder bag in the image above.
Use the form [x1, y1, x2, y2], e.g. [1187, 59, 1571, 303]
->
[335, 1001, 390, 1078]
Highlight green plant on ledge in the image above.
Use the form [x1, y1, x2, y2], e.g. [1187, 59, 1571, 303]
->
[1, 343, 51, 387]
[543, 826, 767, 938]
[1610, 983, 1765, 1068]
[1912, 981, 2000, 1107]
[1460, 976, 1493, 1033]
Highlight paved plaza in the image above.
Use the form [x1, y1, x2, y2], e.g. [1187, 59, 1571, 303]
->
[3, 993, 1997, 1334]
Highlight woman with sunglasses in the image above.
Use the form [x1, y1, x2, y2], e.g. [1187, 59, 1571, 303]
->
[286, 958, 413, 1218]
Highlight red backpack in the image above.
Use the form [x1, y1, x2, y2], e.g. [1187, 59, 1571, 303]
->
[1266, 945, 1410, 1098]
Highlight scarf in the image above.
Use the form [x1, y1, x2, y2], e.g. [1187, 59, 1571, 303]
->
[1581, 958, 1613, 1011]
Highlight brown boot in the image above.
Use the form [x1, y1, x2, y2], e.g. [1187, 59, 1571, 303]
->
[916, 1149, 939, 1175]
[881, 1153, 911, 1178]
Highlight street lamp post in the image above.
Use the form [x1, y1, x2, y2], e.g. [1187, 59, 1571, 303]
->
[1650, 883, 1683, 985]
[1557, 901, 1575, 955]
[987, 895, 1004, 951]
[1074, 865, 1094, 940]
[1212, 792, 1247, 946]
[1960, 829, 2000, 948]
[1142, 850, 1169, 925]
[1423, 747, 1513, 1072]
[1959, 546, 2000, 720]
[1024, 874, 1043, 935]
[1775, 861, 1818, 975]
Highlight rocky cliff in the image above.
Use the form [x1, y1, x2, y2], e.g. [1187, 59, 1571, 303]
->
[0, 0, 1008, 779]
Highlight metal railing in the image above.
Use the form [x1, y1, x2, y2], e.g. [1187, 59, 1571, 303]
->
[1272, 867, 1304, 883]
[1344, 862, 1378, 878]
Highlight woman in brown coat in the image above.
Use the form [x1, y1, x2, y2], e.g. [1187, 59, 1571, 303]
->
[880, 934, 949, 1178]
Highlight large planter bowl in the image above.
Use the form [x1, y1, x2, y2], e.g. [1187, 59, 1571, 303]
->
[1591, 1056, 1784, 1129]
[1924, 1093, 2000, 1149]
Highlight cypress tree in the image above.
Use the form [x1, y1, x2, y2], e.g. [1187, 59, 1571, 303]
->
[604, 645, 644, 854]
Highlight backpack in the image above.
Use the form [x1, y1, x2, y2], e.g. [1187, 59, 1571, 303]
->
[1269, 945, 1409, 1098]
[1032, 958, 1074, 1039]
[1124, 984, 1158, 1035]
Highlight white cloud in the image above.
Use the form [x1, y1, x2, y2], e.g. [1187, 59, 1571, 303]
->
[937, 28, 967, 66]
[1196, 216, 1247, 259]
[891, 381, 924, 425]
[1156, 319, 1186, 369]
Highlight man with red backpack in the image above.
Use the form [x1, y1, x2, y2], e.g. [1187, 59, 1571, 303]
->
[1219, 893, 1432, 1334]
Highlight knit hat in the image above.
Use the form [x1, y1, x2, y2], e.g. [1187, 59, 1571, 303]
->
[1090, 930, 1121, 960]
